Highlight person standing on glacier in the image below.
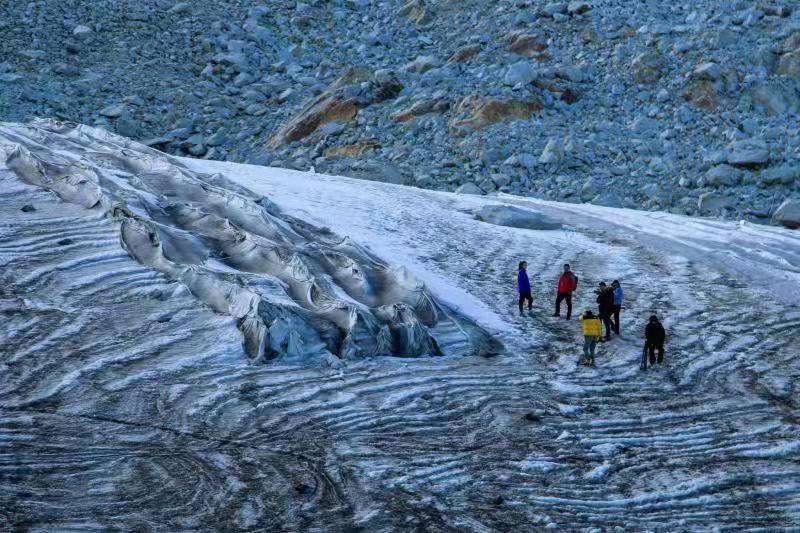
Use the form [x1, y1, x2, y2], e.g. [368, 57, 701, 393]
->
[611, 280, 623, 335]
[578, 310, 601, 367]
[553, 263, 578, 320]
[517, 261, 533, 315]
[642, 315, 666, 368]
[596, 282, 615, 341]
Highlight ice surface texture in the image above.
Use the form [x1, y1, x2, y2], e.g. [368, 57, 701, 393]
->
[1, 120, 501, 364]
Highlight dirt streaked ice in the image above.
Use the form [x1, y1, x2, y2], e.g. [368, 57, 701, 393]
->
[1, 121, 799, 530]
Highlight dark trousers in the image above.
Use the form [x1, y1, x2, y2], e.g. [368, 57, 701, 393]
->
[646, 342, 664, 364]
[519, 291, 532, 313]
[612, 304, 621, 334]
[555, 292, 572, 318]
[600, 312, 613, 339]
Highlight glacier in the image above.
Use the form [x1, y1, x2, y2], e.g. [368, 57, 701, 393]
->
[1, 121, 799, 530]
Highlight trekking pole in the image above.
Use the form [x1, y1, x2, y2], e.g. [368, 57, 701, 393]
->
[640, 344, 647, 370]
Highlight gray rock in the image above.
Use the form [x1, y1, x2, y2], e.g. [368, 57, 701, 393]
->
[693, 62, 722, 81]
[72, 25, 93, 40]
[567, 1, 592, 15]
[557, 65, 588, 83]
[405, 55, 439, 74]
[0, 73, 23, 83]
[474, 205, 562, 230]
[234, 72, 255, 87]
[517, 153, 538, 170]
[54, 63, 80, 76]
[727, 139, 769, 167]
[491, 173, 511, 188]
[188, 143, 207, 156]
[115, 115, 140, 138]
[318, 121, 345, 136]
[705, 164, 742, 186]
[504, 61, 537, 86]
[542, 3, 568, 16]
[539, 139, 564, 164]
[593, 191, 623, 208]
[168, 2, 190, 14]
[580, 177, 598, 199]
[206, 131, 229, 147]
[759, 164, 800, 185]
[698, 192, 731, 212]
[351, 162, 407, 185]
[773, 199, 800, 228]
[100, 104, 127, 118]
[749, 81, 800, 116]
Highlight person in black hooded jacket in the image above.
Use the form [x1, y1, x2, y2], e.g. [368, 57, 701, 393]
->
[596, 282, 615, 341]
[644, 315, 666, 365]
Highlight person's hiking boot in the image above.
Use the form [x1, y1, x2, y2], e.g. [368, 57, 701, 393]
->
[552, 313, 560, 317]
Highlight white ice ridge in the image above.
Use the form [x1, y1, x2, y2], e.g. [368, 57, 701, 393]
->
[0, 120, 501, 364]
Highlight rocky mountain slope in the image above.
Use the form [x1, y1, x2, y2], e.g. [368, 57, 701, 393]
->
[2, 0, 800, 223]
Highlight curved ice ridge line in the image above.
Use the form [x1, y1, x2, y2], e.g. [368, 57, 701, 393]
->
[1, 119, 502, 364]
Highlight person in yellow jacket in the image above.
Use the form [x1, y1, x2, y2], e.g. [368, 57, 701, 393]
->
[578, 310, 602, 367]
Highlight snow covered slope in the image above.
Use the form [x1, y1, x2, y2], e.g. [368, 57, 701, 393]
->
[2, 121, 800, 530]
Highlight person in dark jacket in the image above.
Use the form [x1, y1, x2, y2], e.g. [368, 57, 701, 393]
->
[517, 261, 533, 315]
[553, 263, 578, 320]
[644, 315, 666, 365]
[596, 282, 615, 341]
[611, 280, 623, 335]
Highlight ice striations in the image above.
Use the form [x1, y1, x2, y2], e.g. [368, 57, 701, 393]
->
[1, 120, 800, 530]
[0, 120, 501, 365]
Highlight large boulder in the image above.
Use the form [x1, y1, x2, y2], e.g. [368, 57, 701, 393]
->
[455, 182, 485, 195]
[704, 164, 742, 186]
[507, 32, 549, 58]
[773, 199, 800, 228]
[346, 161, 407, 185]
[449, 97, 541, 135]
[398, 0, 433, 26]
[474, 205, 562, 230]
[567, 2, 592, 15]
[404, 55, 439, 74]
[324, 140, 380, 158]
[631, 52, 667, 84]
[726, 139, 770, 167]
[268, 68, 402, 147]
[539, 138, 564, 164]
[698, 192, 731, 212]
[749, 80, 800, 115]
[683, 79, 718, 109]
[759, 164, 800, 185]
[693, 62, 722, 81]
[449, 43, 481, 62]
[504, 61, 538, 86]
[391, 98, 449, 122]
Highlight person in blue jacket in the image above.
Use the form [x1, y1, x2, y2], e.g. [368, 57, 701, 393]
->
[517, 261, 533, 315]
[611, 280, 623, 334]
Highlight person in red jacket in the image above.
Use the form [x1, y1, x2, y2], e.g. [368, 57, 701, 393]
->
[553, 263, 578, 320]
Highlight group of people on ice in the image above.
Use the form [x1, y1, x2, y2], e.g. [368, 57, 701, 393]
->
[517, 261, 666, 370]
